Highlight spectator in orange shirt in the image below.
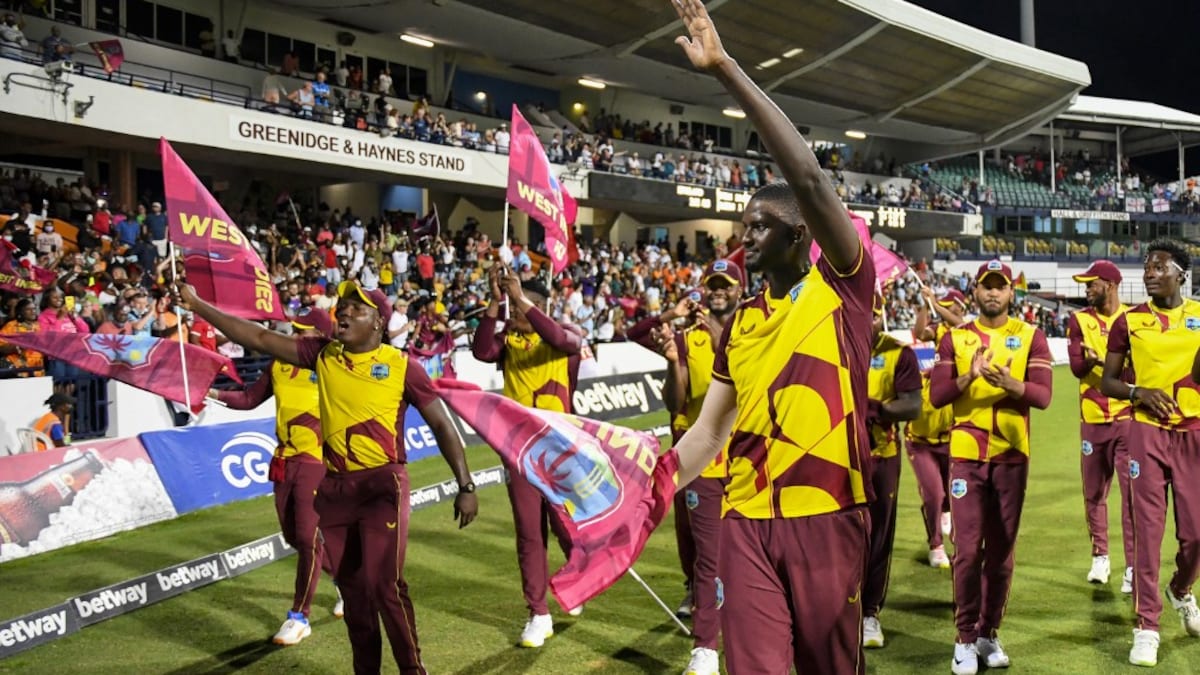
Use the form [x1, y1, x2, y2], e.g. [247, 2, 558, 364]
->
[33, 393, 74, 451]
[0, 299, 44, 376]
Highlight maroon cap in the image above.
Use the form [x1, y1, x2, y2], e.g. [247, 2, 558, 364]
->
[1072, 260, 1122, 284]
[291, 306, 333, 338]
[337, 281, 390, 317]
[937, 289, 967, 307]
[975, 259, 1013, 285]
[702, 258, 745, 287]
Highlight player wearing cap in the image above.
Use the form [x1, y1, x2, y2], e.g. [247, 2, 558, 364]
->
[1100, 240, 1200, 667]
[1065, 260, 1134, 592]
[472, 264, 585, 648]
[662, 2, 876, 671]
[210, 307, 341, 645]
[862, 294, 922, 649]
[929, 260, 1053, 674]
[632, 257, 743, 675]
[909, 288, 968, 568]
[181, 280, 478, 675]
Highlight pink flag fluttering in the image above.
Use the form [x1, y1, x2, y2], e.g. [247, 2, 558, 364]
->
[160, 138, 285, 321]
[89, 39, 124, 74]
[0, 242, 58, 295]
[434, 380, 678, 611]
[506, 106, 573, 275]
[810, 211, 909, 285]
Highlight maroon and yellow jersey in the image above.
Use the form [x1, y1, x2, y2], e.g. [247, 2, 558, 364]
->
[669, 324, 726, 479]
[1107, 299, 1200, 430]
[472, 306, 582, 413]
[867, 334, 922, 459]
[906, 322, 955, 446]
[712, 248, 875, 519]
[1067, 306, 1131, 424]
[296, 336, 437, 472]
[933, 317, 1052, 462]
[214, 360, 322, 462]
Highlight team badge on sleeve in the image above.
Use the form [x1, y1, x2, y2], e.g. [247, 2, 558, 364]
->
[1187, 317, 1200, 331]
[1130, 460, 1140, 479]
[950, 478, 968, 499]
[370, 364, 390, 380]
[870, 355, 886, 370]
[1081, 440, 1094, 456]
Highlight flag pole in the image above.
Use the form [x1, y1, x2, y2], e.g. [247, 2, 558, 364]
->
[625, 567, 692, 636]
[502, 201, 511, 320]
[168, 241, 193, 419]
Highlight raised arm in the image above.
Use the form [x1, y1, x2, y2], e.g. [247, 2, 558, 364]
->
[671, 0, 856, 271]
[213, 364, 274, 410]
[470, 314, 504, 363]
[178, 283, 303, 366]
[525, 306, 582, 355]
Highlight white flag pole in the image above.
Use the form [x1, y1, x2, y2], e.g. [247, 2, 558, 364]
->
[502, 201, 511, 321]
[168, 241, 193, 418]
[625, 567, 692, 636]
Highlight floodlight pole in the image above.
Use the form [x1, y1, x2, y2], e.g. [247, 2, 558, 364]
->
[1020, 0, 1036, 47]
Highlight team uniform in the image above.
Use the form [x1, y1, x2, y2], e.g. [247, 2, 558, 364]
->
[294, 336, 439, 675]
[1066, 305, 1133, 582]
[710, 248, 874, 674]
[1107, 299, 1200, 634]
[906, 321, 956, 557]
[472, 306, 582, 632]
[930, 315, 1052, 652]
[216, 359, 336, 624]
[864, 333, 922, 622]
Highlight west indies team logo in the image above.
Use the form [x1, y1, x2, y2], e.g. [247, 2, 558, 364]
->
[519, 422, 623, 525]
[83, 333, 161, 368]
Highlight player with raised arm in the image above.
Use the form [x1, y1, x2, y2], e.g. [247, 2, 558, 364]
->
[661, 1, 876, 671]
[180, 280, 478, 675]
[1065, 260, 1133, 591]
[929, 260, 1053, 675]
[1100, 240, 1200, 668]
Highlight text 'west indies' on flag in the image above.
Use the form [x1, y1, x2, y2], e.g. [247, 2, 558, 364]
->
[160, 138, 284, 321]
[0, 241, 58, 295]
[0, 332, 239, 413]
[434, 380, 678, 611]
[506, 105, 575, 276]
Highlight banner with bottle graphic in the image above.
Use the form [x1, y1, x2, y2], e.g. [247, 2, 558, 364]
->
[0, 438, 177, 563]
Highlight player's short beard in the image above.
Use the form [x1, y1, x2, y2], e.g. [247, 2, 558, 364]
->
[978, 302, 1008, 319]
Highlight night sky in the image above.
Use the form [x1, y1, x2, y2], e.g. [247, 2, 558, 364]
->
[908, 1, 1200, 174]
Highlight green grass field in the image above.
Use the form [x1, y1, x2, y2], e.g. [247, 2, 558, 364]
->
[3, 375, 1200, 674]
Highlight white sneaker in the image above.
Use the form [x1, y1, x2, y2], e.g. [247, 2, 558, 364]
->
[1088, 555, 1111, 584]
[863, 616, 885, 648]
[519, 614, 554, 648]
[332, 585, 344, 618]
[683, 647, 719, 675]
[941, 511, 953, 537]
[929, 545, 951, 569]
[567, 605, 584, 617]
[1122, 567, 1134, 594]
[1167, 589, 1200, 637]
[272, 612, 312, 646]
[1129, 629, 1159, 667]
[951, 642, 978, 675]
[676, 587, 694, 618]
[974, 637, 1010, 669]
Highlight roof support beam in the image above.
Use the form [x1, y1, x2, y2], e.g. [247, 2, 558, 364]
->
[615, 0, 732, 57]
[983, 89, 1080, 143]
[763, 22, 887, 93]
[875, 58, 990, 122]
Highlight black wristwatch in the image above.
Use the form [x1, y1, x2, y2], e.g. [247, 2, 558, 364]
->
[458, 481, 476, 494]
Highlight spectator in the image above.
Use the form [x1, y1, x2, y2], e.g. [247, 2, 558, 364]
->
[377, 68, 393, 96]
[334, 60, 349, 87]
[95, 304, 133, 335]
[221, 30, 240, 63]
[0, 13, 27, 59]
[495, 123, 511, 153]
[387, 298, 412, 348]
[0, 298, 44, 376]
[281, 50, 299, 77]
[35, 222, 62, 257]
[41, 25, 71, 63]
[288, 81, 316, 119]
[33, 393, 74, 451]
[145, 201, 168, 259]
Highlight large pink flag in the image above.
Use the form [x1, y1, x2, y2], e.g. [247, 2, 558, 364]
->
[160, 138, 285, 321]
[0, 242, 58, 295]
[810, 211, 909, 285]
[506, 106, 572, 276]
[434, 380, 678, 611]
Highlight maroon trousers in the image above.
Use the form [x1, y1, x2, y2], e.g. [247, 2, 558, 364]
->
[507, 471, 573, 615]
[1129, 421, 1200, 632]
[316, 464, 423, 675]
[719, 508, 869, 675]
[680, 476, 724, 649]
[865, 455, 901, 618]
[949, 460, 1028, 643]
[273, 457, 336, 616]
[907, 441, 951, 549]
[674, 490, 696, 587]
[1080, 420, 1134, 564]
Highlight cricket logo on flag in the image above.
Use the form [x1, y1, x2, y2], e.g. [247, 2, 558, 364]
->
[520, 425, 623, 524]
[83, 334, 160, 368]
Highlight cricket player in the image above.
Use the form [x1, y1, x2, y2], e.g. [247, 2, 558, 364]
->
[1065, 259, 1133, 591]
[661, 2, 877, 671]
[863, 295, 922, 649]
[929, 260, 1052, 674]
[1100, 240, 1200, 667]
[472, 264, 584, 648]
[181, 280, 478, 675]
[211, 307, 341, 645]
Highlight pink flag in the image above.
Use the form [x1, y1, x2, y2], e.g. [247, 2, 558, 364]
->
[0, 331, 240, 414]
[89, 39, 124, 74]
[810, 211, 909, 285]
[506, 106, 572, 276]
[0, 243, 58, 295]
[434, 380, 678, 611]
[160, 138, 285, 321]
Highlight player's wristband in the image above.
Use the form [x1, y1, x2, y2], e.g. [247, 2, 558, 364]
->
[1128, 384, 1138, 402]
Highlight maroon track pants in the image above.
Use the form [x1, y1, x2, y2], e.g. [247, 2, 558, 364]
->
[273, 457, 336, 617]
[316, 464, 424, 675]
[907, 441, 950, 549]
[1129, 421, 1200, 632]
[1080, 420, 1134, 564]
[507, 471, 572, 615]
[949, 459, 1028, 643]
[679, 476, 724, 649]
[865, 454, 901, 618]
